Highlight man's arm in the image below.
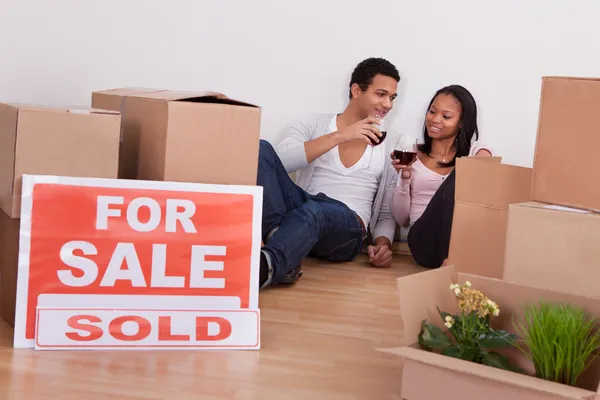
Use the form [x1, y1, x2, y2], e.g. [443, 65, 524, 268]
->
[277, 115, 382, 172]
[303, 115, 384, 163]
[276, 116, 321, 174]
[368, 162, 399, 268]
[303, 132, 344, 164]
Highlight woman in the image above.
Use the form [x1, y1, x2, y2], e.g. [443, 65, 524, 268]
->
[390, 84, 494, 268]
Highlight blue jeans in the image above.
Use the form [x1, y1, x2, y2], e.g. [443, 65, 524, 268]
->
[257, 140, 365, 284]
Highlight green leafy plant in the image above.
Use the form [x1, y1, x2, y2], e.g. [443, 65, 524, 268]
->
[418, 281, 521, 372]
[514, 301, 600, 386]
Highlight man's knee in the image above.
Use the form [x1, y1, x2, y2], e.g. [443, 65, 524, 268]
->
[259, 139, 276, 161]
[297, 199, 324, 232]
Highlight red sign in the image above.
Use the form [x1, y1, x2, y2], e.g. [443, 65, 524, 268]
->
[14, 175, 262, 349]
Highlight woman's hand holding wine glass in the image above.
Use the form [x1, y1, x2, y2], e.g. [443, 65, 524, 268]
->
[391, 135, 418, 179]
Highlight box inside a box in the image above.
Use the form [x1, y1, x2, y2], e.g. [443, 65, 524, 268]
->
[395, 266, 600, 395]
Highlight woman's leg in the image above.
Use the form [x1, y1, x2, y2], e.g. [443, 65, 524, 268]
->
[407, 169, 456, 268]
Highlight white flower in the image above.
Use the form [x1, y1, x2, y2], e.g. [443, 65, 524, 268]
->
[465, 281, 472, 287]
[444, 315, 455, 328]
[485, 299, 500, 316]
[449, 283, 459, 290]
[454, 288, 461, 296]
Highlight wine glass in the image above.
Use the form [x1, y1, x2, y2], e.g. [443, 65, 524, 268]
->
[392, 135, 418, 166]
[370, 118, 387, 147]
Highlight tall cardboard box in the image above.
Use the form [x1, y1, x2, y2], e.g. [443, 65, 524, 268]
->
[91, 89, 261, 185]
[532, 77, 600, 212]
[0, 103, 121, 325]
[383, 266, 600, 400]
[447, 157, 532, 278]
[503, 202, 600, 298]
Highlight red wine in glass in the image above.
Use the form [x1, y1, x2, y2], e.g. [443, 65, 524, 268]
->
[370, 117, 387, 146]
[393, 150, 417, 165]
[371, 131, 387, 146]
[393, 135, 419, 165]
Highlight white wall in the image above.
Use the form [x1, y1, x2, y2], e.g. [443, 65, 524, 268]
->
[1, 0, 599, 167]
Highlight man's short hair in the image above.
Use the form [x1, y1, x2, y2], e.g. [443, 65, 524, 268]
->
[349, 58, 400, 99]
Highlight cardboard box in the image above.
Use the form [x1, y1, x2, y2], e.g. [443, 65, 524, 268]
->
[90, 88, 161, 180]
[91, 88, 261, 185]
[503, 202, 600, 298]
[0, 103, 121, 218]
[447, 157, 532, 278]
[0, 212, 19, 325]
[532, 77, 600, 212]
[383, 266, 600, 400]
[0, 102, 121, 326]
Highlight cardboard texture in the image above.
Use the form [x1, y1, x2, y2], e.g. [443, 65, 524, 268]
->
[503, 202, 600, 298]
[0, 103, 121, 218]
[447, 157, 532, 278]
[0, 212, 18, 325]
[91, 88, 261, 185]
[532, 77, 600, 212]
[0, 102, 120, 326]
[384, 266, 600, 400]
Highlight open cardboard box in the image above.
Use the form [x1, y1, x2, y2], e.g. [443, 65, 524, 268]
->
[381, 266, 600, 400]
[91, 88, 261, 185]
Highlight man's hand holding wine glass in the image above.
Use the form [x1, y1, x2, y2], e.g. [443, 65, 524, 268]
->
[335, 116, 384, 145]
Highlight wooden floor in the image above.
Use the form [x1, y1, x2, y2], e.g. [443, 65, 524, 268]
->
[0, 254, 425, 400]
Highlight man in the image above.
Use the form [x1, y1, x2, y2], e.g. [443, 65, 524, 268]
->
[258, 57, 401, 289]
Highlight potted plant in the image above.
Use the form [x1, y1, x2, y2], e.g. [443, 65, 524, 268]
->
[418, 281, 521, 372]
[514, 300, 600, 386]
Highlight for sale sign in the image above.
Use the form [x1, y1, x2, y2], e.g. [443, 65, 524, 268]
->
[14, 174, 262, 350]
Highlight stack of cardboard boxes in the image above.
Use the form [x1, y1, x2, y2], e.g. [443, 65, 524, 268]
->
[0, 89, 261, 326]
[449, 76, 600, 291]
[503, 77, 600, 297]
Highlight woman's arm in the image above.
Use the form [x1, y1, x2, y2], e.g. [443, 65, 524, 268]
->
[391, 173, 411, 227]
[469, 140, 495, 157]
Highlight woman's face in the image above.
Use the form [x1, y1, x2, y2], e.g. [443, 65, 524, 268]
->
[425, 93, 462, 140]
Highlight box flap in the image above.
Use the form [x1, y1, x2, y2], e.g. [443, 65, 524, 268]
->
[391, 346, 596, 399]
[67, 107, 120, 116]
[134, 90, 259, 108]
[543, 76, 600, 83]
[512, 201, 597, 215]
[0, 104, 119, 116]
[92, 87, 163, 96]
[455, 157, 532, 210]
[397, 266, 459, 345]
[0, 103, 20, 112]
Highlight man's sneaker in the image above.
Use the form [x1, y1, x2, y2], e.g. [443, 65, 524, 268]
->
[260, 227, 303, 287]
